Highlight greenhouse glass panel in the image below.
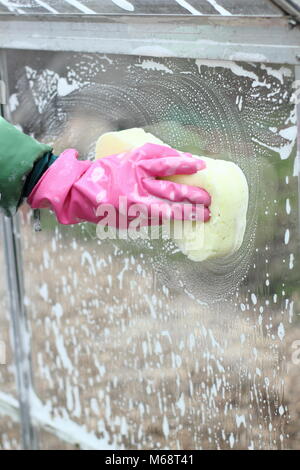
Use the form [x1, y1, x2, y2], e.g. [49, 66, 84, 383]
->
[2, 49, 300, 450]
[0, 417, 21, 450]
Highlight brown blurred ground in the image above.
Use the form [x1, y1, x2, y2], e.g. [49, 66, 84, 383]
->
[0, 215, 300, 450]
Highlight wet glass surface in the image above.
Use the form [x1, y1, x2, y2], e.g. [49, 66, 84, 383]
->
[2, 49, 300, 449]
[0, 416, 21, 450]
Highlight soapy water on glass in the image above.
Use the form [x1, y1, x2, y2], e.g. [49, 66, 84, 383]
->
[12, 54, 296, 303]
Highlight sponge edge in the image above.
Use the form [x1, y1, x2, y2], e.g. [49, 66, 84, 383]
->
[95, 128, 249, 262]
[168, 156, 249, 261]
[95, 128, 164, 158]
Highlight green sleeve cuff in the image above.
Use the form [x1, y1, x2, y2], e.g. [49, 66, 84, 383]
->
[0, 117, 52, 216]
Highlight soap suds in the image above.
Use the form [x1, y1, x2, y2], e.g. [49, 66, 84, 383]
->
[9, 50, 296, 307]
[135, 60, 173, 74]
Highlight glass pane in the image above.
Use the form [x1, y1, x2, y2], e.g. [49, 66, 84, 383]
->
[37, 428, 79, 450]
[0, 0, 283, 16]
[5, 50, 300, 450]
[0, 416, 21, 450]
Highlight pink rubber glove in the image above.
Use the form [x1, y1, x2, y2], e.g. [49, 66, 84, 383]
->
[28, 143, 211, 227]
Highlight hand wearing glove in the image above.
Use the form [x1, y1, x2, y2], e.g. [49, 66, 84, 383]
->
[0, 117, 211, 226]
[28, 145, 211, 227]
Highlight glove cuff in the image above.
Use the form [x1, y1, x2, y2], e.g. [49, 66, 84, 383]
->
[21, 151, 59, 200]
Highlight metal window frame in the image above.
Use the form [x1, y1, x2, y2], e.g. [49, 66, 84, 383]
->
[0, 51, 38, 450]
[0, 15, 300, 64]
[296, 65, 300, 236]
[272, 0, 300, 22]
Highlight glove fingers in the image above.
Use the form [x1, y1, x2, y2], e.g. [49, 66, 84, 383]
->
[139, 156, 205, 177]
[142, 178, 211, 206]
[135, 143, 185, 160]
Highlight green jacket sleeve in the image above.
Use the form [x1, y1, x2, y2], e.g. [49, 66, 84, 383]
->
[0, 117, 52, 216]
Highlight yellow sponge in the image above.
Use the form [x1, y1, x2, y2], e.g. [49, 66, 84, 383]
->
[95, 128, 249, 262]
